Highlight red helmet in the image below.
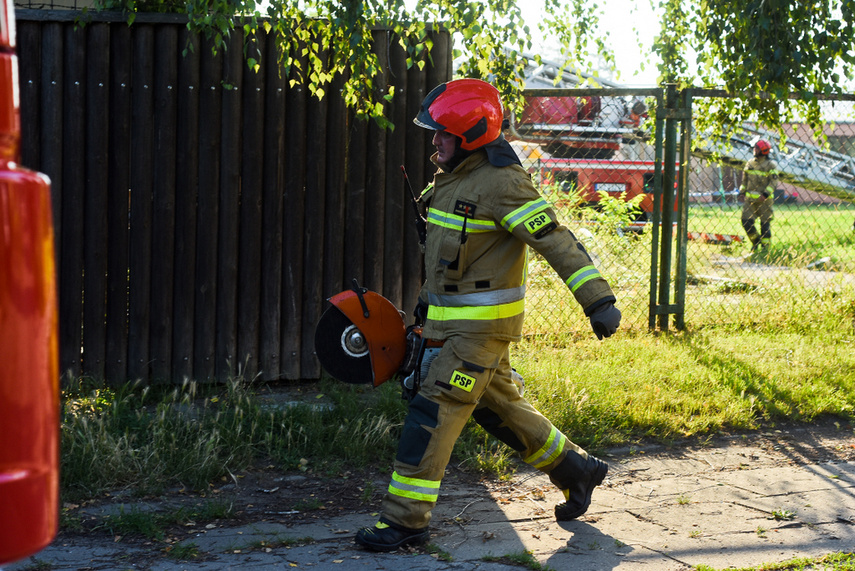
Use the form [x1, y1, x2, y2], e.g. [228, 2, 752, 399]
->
[754, 139, 772, 156]
[414, 78, 504, 151]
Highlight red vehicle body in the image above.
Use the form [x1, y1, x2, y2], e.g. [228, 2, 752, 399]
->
[512, 94, 676, 221]
[0, 0, 60, 565]
[514, 94, 647, 160]
[531, 157, 677, 220]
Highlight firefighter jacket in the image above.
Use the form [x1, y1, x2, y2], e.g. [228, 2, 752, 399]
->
[418, 150, 616, 342]
[740, 156, 779, 201]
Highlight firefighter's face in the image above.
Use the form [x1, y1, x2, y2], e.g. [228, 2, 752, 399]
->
[433, 130, 458, 165]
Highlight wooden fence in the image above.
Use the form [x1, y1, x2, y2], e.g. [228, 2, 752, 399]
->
[15, 10, 451, 384]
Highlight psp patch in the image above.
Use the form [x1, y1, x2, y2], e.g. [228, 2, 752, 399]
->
[523, 212, 557, 239]
[448, 370, 476, 393]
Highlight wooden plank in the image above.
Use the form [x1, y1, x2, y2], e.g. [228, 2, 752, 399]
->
[427, 30, 452, 89]
[322, 72, 347, 302]
[299, 58, 328, 379]
[259, 33, 285, 381]
[343, 111, 367, 288]
[105, 23, 132, 386]
[149, 24, 178, 384]
[127, 24, 155, 383]
[362, 31, 388, 293]
[215, 30, 243, 382]
[172, 28, 200, 383]
[17, 21, 40, 169]
[193, 37, 223, 383]
[58, 22, 86, 380]
[402, 63, 428, 316]
[237, 32, 265, 381]
[383, 38, 408, 309]
[280, 56, 308, 380]
[40, 23, 63, 272]
[82, 22, 110, 382]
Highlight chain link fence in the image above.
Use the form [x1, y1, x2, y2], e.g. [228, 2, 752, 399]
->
[682, 95, 855, 329]
[514, 90, 855, 334]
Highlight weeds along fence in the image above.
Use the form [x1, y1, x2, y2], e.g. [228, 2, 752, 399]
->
[16, 9, 451, 385]
[514, 88, 855, 336]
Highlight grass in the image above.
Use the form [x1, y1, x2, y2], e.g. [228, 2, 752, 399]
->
[524, 198, 855, 333]
[688, 204, 855, 269]
[60, 288, 855, 497]
[426, 543, 453, 561]
[60, 371, 407, 500]
[696, 551, 855, 570]
[772, 508, 797, 521]
[482, 550, 555, 571]
[508, 323, 855, 450]
[164, 542, 200, 560]
[92, 500, 235, 541]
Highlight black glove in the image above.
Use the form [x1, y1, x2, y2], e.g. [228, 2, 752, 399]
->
[413, 299, 429, 326]
[589, 302, 621, 340]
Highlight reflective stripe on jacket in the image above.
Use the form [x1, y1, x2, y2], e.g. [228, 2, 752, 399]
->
[419, 150, 615, 341]
[741, 156, 779, 200]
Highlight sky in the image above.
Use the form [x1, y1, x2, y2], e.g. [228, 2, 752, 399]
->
[397, 0, 664, 87]
[521, 0, 662, 87]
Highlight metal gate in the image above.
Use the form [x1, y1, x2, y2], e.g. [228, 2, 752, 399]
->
[512, 85, 855, 335]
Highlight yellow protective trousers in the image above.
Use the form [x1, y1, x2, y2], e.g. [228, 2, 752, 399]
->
[380, 335, 590, 530]
[741, 197, 773, 244]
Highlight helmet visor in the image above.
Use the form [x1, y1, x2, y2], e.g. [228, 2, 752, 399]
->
[413, 83, 447, 130]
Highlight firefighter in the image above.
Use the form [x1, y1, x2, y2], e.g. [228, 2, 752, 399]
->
[738, 139, 779, 254]
[355, 78, 622, 552]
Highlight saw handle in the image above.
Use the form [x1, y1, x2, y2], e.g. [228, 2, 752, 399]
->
[351, 278, 370, 318]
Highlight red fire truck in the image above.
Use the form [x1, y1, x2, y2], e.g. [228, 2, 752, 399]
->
[532, 157, 658, 215]
[511, 88, 677, 222]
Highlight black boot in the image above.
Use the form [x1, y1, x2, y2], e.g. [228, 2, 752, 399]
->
[355, 519, 429, 552]
[554, 455, 608, 521]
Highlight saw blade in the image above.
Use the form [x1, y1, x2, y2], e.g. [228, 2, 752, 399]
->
[314, 305, 373, 384]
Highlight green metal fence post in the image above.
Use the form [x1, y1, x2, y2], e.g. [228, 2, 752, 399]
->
[648, 89, 666, 330]
[674, 89, 693, 330]
[657, 85, 679, 331]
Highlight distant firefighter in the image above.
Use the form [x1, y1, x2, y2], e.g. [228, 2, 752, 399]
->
[738, 139, 779, 254]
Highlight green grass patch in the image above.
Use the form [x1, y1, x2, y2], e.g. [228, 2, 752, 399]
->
[93, 499, 235, 540]
[510, 326, 855, 449]
[482, 550, 555, 571]
[61, 373, 408, 499]
[426, 543, 453, 561]
[688, 204, 855, 269]
[696, 551, 855, 570]
[164, 541, 200, 560]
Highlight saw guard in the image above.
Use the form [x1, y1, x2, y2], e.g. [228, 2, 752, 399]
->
[326, 289, 407, 387]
